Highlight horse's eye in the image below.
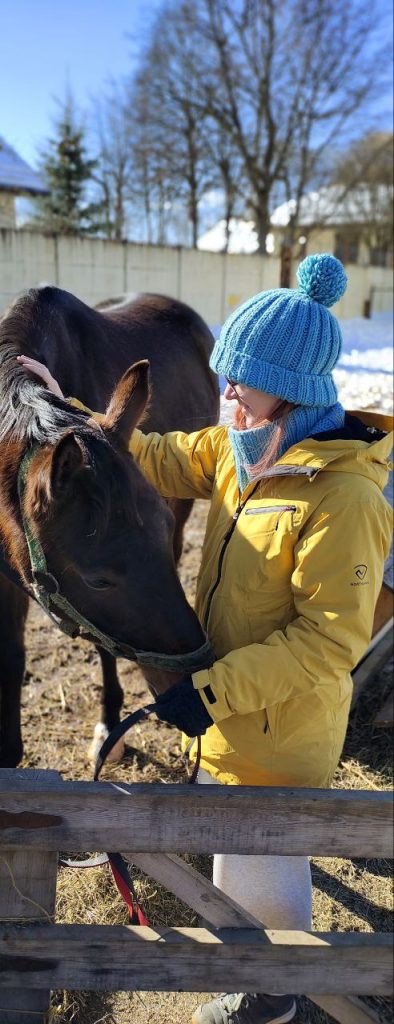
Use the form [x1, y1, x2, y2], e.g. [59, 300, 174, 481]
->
[84, 577, 114, 591]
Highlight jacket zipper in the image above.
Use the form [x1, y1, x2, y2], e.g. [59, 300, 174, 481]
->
[203, 483, 260, 631]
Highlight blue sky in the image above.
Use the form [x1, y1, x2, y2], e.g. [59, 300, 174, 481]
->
[2, 0, 393, 175]
[1, 0, 163, 166]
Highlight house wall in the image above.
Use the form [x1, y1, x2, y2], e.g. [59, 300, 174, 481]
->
[0, 229, 392, 323]
[273, 225, 389, 270]
[0, 194, 16, 229]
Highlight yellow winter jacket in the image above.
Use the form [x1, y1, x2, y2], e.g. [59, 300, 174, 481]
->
[128, 410, 392, 787]
[73, 399, 393, 787]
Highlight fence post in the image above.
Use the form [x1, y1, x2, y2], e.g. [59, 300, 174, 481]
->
[0, 770, 59, 1024]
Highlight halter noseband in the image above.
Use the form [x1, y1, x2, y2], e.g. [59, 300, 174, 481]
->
[17, 446, 214, 673]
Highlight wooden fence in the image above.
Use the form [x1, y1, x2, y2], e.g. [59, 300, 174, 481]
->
[0, 769, 392, 1024]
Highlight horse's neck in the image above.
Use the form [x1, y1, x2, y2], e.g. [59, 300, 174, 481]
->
[42, 313, 114, 411]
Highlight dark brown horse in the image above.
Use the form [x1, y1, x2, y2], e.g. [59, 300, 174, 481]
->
[0, 286, 219, 767]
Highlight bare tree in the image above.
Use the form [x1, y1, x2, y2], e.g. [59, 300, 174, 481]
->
[127, 59, 179, 245]
[177, 0, 392, 253]
[202, 120, 247, 251]
[130, 4, 219, 247]
[332, 132, 393, 266]
[91, 82, 134, 240]
[89, 0, 391, 254]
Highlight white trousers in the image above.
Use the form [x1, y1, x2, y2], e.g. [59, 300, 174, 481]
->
[197, 767, 312, 931]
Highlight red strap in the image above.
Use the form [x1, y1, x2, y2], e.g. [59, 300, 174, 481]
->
[109, 855, 149, 926]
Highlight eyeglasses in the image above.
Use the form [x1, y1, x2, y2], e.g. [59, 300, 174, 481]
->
[225, 376, 239, 390]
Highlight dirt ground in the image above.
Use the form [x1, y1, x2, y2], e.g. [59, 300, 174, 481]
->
[18, 498, 393, 1024]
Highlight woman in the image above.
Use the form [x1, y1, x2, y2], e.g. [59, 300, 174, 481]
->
[19, 254, 393, 1024]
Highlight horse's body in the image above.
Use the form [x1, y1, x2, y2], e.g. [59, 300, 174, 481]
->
[0, 287, 219, 767]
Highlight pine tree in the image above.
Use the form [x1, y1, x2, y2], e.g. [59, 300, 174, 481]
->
[34, 99, 104, 235]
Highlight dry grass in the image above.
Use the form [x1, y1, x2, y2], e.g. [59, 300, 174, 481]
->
[18, 499, 393, 1024]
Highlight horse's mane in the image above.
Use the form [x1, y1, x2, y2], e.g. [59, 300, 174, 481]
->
[0, 291, 97, 445]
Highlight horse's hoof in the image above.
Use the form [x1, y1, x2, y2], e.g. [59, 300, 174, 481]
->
[88, 723, 125, 764]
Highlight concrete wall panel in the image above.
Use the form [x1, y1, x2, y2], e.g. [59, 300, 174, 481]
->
[126, 244, 179, 300]
[57, 237, 125, 307]
[0, 230, 56, 311]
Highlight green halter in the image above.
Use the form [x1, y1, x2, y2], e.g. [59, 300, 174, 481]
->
[17, 446, 213, 673]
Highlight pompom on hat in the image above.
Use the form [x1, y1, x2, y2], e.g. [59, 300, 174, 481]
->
[210, 253, 348, 407]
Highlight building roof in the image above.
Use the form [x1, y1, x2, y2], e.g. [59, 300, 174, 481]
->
[270, 185, 392, 228]
[198, 185, 393, 254]
[0, 137, 48, 196]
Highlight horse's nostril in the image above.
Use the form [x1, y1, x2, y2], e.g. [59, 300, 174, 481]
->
[143, 667, 185, 696]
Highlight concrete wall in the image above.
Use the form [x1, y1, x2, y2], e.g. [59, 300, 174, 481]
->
[333, 263, 394, 318]
[0, 229, 392, 324]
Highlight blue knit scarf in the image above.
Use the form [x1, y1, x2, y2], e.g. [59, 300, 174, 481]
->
[229, 402, 345, 493]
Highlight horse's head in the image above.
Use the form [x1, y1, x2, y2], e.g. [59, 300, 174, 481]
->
[18, 362, 212, 692]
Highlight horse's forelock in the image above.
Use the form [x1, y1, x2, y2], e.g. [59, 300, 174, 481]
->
[89, 438, 138, 536]
[57, 434, 137, 545]
[0, 364, 94, 445]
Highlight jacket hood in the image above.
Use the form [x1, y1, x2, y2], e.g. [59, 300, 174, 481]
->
[272, 410, 393, 492]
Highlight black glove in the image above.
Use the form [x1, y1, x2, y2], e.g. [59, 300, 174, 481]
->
[154, 676, 214, 737]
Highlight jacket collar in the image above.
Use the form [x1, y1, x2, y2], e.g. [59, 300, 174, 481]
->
[236, 409, 393, 500]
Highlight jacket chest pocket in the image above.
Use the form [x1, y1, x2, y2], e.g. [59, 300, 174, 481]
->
[230, 505, 299, 594]
[244, 504, 297, 522]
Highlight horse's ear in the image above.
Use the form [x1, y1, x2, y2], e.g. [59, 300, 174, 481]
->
[50, 433, 86, 498]
[101, 360, 150, 447]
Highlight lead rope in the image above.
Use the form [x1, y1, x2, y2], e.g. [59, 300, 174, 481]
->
[60, 704, 201, 925]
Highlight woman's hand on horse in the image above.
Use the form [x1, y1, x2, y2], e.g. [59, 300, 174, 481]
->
[17, 356, 64, 400]
[154, 676, 214, 737]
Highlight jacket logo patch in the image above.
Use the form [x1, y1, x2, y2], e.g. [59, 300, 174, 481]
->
[351, 564, 369, 586]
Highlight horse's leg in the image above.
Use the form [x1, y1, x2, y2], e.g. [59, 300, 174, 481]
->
[0, 576, 28, 767]
[88, 647, 125, 763]
[168, 497, 194, 565]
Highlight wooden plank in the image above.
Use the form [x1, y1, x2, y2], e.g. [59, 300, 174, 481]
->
[129, 852, 262, 928]
[0, 773, 59, 1024]
[363, 618, 393, 658]
[351, 627, 393, 709]
[0, 925, 391, 995]
[311, 995, 384, 1024]
[371, 582, 393, 637]
[128, 854, 388, 1024]
[0, 849, 57, 1024]
[374, 691, 394, 727]
[0, 772, 391, 857]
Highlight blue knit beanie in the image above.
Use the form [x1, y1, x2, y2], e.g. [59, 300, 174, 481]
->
[210, 253, 348, 407]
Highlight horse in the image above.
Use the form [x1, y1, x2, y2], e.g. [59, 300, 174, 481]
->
[0, 286, 219, 767]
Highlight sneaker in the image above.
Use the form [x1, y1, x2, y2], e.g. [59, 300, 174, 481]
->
[191, 992, 297, 1024]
